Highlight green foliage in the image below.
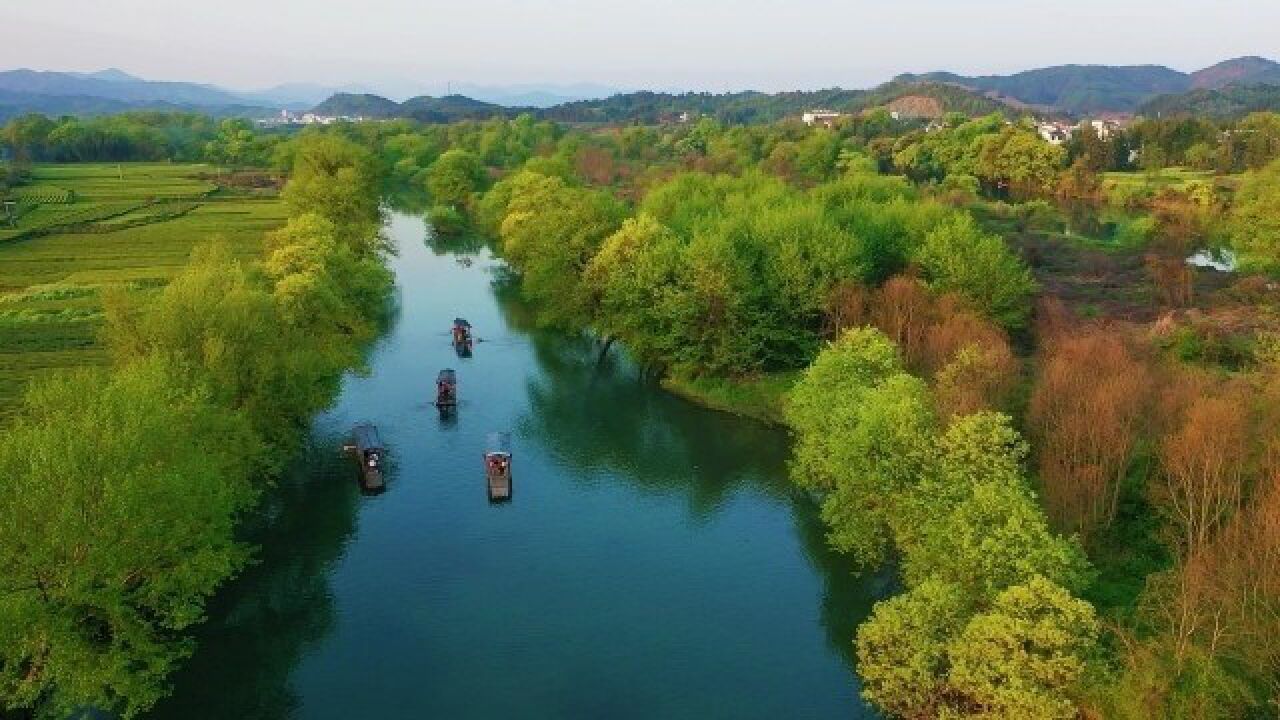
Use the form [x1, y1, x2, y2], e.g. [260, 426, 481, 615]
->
[789, 331, 1100, 719]
[945, 577, 1101, 719]
[857, 576, 1100, 720]
[0, 146, 389, 717]
[1228, 157, 1280, 274]
[905, 477, 1092, 601]
[499, 172, 626, 328]
[425, 148, 485, 208]
[280, 133, 383, 254]
[914, 214, 1038, 329]
[855, 579, 970, 718]
[202, 119, 274, 168]
[427, 203, 467, 237]
[2, 112, 267, 164]
[0, 358, 260, 717]
[787, 327, 937, 565]
[892, 114, 1004, 183]
[975, 124, 1067, 196]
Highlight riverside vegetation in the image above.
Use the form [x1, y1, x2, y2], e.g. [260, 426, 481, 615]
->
[355, 110, 1280, 717]
[4, 105, 1280, 717]
[0, 132, 391, 717]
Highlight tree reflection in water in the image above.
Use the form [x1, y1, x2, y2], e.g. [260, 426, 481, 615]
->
[146, 434, 362, 719]
[495, 281, 888, 673]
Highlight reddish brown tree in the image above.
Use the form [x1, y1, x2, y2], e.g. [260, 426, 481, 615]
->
[1156, 388, 1250, 557]
[1028, 327, 1150, 540]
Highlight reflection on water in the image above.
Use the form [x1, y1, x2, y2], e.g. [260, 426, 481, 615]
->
[146, 211, 880, 719]
[148, 437, 361, 719]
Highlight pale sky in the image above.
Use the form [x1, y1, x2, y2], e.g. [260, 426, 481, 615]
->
[3, 0, 1277, 93]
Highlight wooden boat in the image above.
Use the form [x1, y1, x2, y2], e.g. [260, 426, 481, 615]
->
[351, 423, 386, 493]
[436, 368, 457, 407]
[484, 432, 512, 502]
[452, 318, 473, 355]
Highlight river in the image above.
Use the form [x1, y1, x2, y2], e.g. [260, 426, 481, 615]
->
[148, 211, 883, 719]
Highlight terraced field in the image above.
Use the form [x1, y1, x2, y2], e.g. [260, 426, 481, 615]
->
[0, 163, 286, 413]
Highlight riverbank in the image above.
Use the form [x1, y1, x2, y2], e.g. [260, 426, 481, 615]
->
[0, 137, 392, 718]
[146, 210, 878, 719]
[660, 371, 797, 426]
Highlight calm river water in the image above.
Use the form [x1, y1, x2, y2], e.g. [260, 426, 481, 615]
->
[148, 212, 882, 719]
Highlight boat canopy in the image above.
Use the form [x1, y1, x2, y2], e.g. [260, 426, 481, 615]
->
[453, 318, 471, 328]
[437, 368, 457, 384]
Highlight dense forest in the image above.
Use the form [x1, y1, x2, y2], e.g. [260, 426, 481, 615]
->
[4, 97, 1280, 717]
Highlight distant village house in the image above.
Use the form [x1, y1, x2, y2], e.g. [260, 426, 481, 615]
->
[802, 110, 844, 128]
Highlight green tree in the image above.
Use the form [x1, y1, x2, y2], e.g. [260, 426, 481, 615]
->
[976, 125, 1067, 197]
[856, 579, 970, 719]
[280, 133, 383, 254]
[0, 358, 260, 718]
[426, 148, 485, 208]
[1228, 158, 1280, 274]
[787, 327, 938, 566]
[499, 172, 626, 327]
[914, 214, 1038, 329]
[947, 576, 1100, 719]
[583, 213, 686, 363]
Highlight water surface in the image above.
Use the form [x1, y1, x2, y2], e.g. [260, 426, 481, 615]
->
[150, 212, 882, 719]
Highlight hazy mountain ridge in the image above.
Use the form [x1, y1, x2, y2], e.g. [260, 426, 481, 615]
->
[1190, 56, 1280, 90]
[2, 56, 1278, 124]
[896, 56, 1280, 114]
[310, 81, 1006, 125]
[1138, 83, 1280, 119]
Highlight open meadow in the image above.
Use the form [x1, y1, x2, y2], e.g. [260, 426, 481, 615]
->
[0, 163, 286, 413]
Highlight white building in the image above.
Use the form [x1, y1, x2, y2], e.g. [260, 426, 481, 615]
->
[802, 110, 844, 128]
[1084, 119, 1120, 140]
[1037, 122, 1073, 145]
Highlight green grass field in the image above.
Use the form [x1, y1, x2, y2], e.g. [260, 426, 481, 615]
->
[0, 163, 286, 413]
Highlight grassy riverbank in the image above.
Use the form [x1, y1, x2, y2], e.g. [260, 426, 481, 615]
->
[660, 371, 798, 426]
[0, 163, 285, 412]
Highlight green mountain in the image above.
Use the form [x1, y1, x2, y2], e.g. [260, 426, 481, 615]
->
[897, 65, 1189, 114]
[1138, 83, 1280, 119]
[895, 57, 1280, 115]
[310, 93, 401, 118]
[1189, 56, 1280, 90]
[399, 95, 515, 122]
[308, 81, 1005, 125]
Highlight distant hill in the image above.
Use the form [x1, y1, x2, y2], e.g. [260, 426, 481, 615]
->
[4, 57, 1279, 126]
[309, 80, 1006, 126]
[0, 68, 251, 107]
[0, 88, 273, 123]
[897, 64, 1189, 114]
[400, 95, 517, 122]
[0, 68, 291, 120]
[1138, 83, 1280, 119]
[1190, 56, 1280, 89]
[311, 93, 402, 118]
